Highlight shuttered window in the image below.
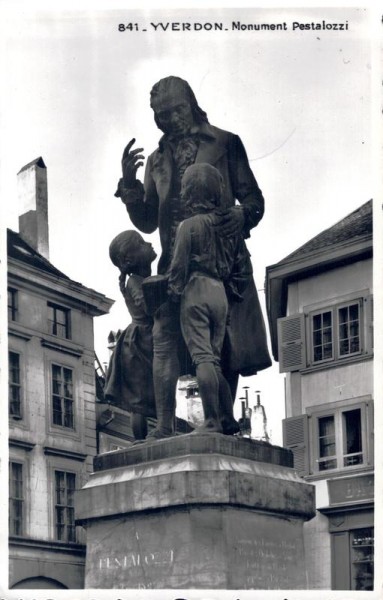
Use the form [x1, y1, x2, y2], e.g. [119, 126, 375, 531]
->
[313, 403, 371, 473]
[277, 295, 373, 373]
[284, 400, 373, 478]
[277, 314, 306, 373]
[311, 301, 362, 365]
[282, 414, 310, 476]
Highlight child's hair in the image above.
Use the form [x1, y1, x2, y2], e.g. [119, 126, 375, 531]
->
[181, 163, 223, 213]
[109, 230, 144, 274]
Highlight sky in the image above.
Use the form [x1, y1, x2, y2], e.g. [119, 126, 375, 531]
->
[0, 3, 377, 445]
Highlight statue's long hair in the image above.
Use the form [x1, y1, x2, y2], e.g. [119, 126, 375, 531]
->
[150, 76, 209, 132]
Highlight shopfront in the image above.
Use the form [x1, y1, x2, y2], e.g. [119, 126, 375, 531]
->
[320, 474, 374, 591]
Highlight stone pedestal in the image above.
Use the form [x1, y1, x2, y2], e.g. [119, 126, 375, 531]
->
[76, 434, 315, 590]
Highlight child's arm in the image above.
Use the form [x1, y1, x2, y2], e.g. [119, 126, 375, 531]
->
[126, 275, 147, 311]
[167, 220, 192, 301]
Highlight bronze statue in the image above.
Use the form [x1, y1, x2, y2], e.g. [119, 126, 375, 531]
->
[168, 163, 252, 434]
[115, 76, 271, 439]
[104, 230, 157, 440]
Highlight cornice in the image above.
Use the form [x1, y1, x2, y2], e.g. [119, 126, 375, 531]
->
[9, 536, 86, 555]
[41, 337, 83, 358]
[266, 236, 372, 282]
[43, 445, 87, 461]
[9, 438, 36, 451]
[8, 258, 114, 316]
[8, 324, 33, 341]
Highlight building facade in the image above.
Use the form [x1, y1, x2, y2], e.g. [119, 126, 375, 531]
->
[266, 200, 374, 591]
[8, 158, 113, 589]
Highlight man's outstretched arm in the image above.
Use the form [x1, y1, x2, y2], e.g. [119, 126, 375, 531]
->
[115, 138, 159, 233]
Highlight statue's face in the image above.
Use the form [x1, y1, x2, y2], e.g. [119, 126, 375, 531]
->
[136, 240, 157, 266]
[120, 239, 156, 274]
[154, 95, 195, 136]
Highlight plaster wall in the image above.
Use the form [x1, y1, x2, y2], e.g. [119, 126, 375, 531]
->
[14, 285, 94, 348]
[303, 508, 332, 589]
[301, 361, 372, 412]
[9, 327, 96, 540]
[286, 259, 372, 315]
[283, 256, 374, 591]
[8, 264, 100, 585]
[284, 258, 373, 416]
[9, 544, 85, 589]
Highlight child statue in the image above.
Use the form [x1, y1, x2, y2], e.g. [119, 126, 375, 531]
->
[104, 230, 157, 440]
[167, 163, 251, 434]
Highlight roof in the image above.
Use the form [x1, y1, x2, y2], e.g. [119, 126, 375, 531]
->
[8, 229, 70, 279]
[265, 200, 373, 361]
[8, 228, 114, 315]
[278, 200, 372, 266]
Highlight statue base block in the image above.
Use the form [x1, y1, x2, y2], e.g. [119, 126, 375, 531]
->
[76, 434, 315, 590]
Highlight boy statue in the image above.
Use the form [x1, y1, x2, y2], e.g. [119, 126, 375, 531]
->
[168, 163, 251, 434]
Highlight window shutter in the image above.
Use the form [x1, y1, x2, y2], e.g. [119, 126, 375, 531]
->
[366, 401, 374, 467]
[277, 313, 306, 372]
[364, 294, 373, 352]
[283, 414, 310, 476]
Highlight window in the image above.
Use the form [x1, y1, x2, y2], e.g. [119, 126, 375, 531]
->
[317, 408, 363, 471]
[339, 304, 360, 356]
[9, 462, 24, 535]
[311, 300, 361, 364]
[312, 311, 333, 362]
[54, 470, 76, 542]
[52, 365, 74, 429]
[8, 288, 18, 322]
[331, 523, 374, 590]
[318, 415, 336, 470]
[48, 303, 70, 339]
[283, 399, 373, 477]
[277, 294, 373, 373]
[9, 352, 22, 418]
[343, 409, 363, 466]
[351, 527, 374, 591]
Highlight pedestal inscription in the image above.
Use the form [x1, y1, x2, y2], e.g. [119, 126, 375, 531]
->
[85, 507, 307, 589]
[76, 435, 315, 589]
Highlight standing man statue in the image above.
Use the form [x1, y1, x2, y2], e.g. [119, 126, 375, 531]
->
[115, 76, 271, 439]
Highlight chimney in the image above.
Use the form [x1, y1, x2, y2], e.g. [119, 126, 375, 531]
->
[17, 157, 49, 259]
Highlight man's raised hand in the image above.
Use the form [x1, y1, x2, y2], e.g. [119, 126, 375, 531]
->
[122, 138, 145, 188]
